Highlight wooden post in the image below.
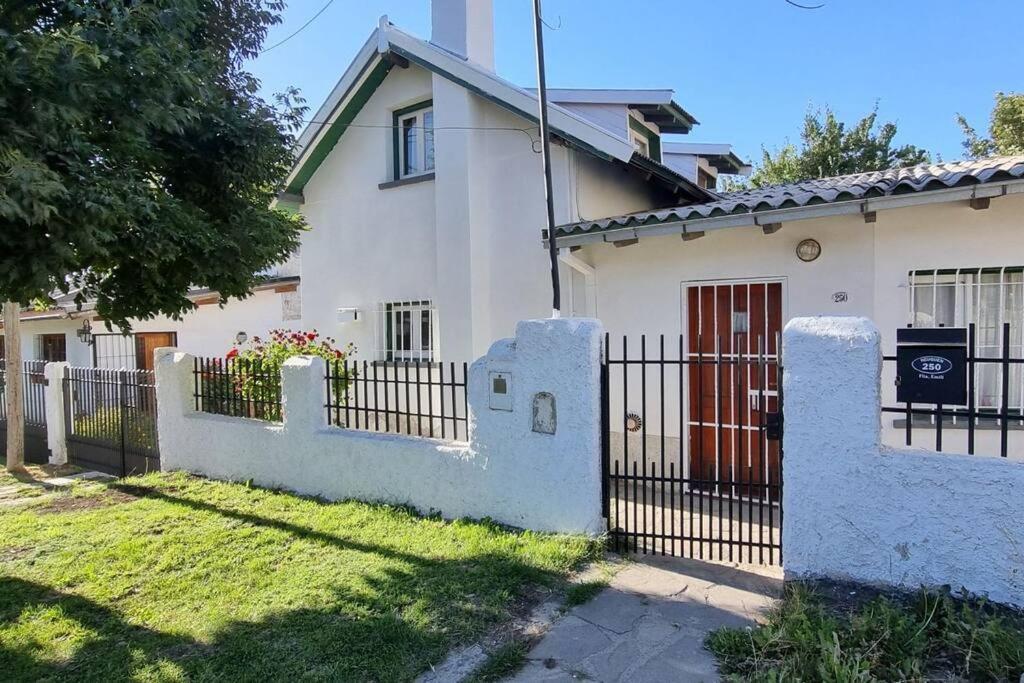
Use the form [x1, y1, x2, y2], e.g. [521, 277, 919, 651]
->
[3, 301, 25, 471]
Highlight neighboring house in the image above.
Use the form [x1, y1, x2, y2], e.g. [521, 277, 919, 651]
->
[551, 156, 1024, 458]
[279, 0, 747, 363]
[0, 268, 300, 371]
[661, 142, 752, 190]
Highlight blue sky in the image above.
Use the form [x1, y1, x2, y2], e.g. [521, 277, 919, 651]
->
[251, 0, 1023, 164]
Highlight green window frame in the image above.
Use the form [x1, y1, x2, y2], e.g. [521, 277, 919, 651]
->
[392, 99, 434, 181]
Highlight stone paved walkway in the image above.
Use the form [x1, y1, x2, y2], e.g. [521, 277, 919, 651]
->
[509, 556, 782, 682]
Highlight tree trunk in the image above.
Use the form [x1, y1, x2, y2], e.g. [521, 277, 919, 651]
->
[3, 301, 25, 471]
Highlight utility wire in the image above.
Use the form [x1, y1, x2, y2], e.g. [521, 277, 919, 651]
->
[292, 120, 543, 151]
[261, 0, 338, 53]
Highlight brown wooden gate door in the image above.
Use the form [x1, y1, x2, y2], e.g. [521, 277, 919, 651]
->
[134, 333, 176, 371]
[687, 281, 782, 500]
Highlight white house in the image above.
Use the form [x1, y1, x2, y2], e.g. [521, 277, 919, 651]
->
[3, 0, 749, 373]
[280, 0, 752, 365]
[552, 156, 1024, 461]
[276, 0, 1024, 464]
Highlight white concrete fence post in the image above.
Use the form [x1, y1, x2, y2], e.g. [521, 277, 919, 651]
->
[782, 316, 882, 579]
[782, 316, 1024, 608]
[44, 361, 70, 466]
[467, 318, 605, 534]
[281, 356, 327, 434]
[154, 348, 195, 459]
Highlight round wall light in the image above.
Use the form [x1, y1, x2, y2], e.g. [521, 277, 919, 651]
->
[796, 238, 821, 262]
[235, 331, 248, 344]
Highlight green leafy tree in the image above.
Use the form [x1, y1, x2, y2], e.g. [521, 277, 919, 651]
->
[734, 106, 930, 189]
[0, 0, 305, 469]
[0, 0, 305, 325]
[957, 92, 1024, 158]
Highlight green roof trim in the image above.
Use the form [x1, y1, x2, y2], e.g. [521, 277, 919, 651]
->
[285, 59, 393, 195]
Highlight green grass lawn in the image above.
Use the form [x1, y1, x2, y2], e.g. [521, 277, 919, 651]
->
[0, 471, 597, 682]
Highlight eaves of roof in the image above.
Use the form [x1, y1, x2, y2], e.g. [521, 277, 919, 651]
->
[630, 100, 698, 134]
[551, 156, 1024, 247]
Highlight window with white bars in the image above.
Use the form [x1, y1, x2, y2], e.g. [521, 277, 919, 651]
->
[377, 301, 437, 362]
[908, 268, 1024, 409]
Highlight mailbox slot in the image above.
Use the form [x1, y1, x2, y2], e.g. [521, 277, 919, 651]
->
[895, 327, 967, 405]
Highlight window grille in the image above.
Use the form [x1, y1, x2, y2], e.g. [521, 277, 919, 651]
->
[377, 300, 437, 362]
[908, 267, 1024, 410]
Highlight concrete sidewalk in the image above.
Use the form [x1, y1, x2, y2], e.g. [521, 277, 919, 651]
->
[509, 557, 782, 682]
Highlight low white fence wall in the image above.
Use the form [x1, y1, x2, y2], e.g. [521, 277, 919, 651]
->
[156, 318, 604, 535]
[783, 316, 1024, 608]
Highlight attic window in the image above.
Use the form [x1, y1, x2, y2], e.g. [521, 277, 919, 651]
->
[393, 100, 434, 180]
[627, 116, 660, 162]
[631, 133, 649, 158]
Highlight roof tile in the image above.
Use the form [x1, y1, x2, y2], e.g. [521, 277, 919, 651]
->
[556, 155, 1024, 236]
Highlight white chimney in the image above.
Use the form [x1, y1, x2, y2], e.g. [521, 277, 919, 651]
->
[431, 0, 494, 70]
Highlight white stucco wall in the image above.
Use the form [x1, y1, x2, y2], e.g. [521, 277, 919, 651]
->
[3, 318, 92, 367]
[156, 318, 603, 534]
[783, 316, 1024, 608]
[294, 62, 661, 364]
[581, 193, 1024, 459]
[132, 287, 296, 360]
[584, 194, 1024, 338]
[299, 64, 437, 362]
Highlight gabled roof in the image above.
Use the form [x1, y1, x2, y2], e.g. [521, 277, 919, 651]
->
[533, 88, 699, 134]
[552, 156, 1024, 246]
[283, 18, 714, 203]
[663, 142, 751, 175]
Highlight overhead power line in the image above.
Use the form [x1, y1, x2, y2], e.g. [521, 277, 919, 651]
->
[261, 0, 338, 53]
[292, 120, 543, 151]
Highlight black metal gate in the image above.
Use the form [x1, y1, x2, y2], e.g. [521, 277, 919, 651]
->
[63, 367, 160, 476]
[601, 333, 783, 565]
[0, 361, 51, 464]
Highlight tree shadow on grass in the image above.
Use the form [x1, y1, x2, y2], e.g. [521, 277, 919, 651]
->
[0, 482, 571, 682]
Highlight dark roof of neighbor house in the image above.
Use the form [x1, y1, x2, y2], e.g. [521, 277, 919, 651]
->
[554, 156, 1024, 241]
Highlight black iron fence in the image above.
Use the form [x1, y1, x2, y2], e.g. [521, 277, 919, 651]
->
[0, 360, 50, 464]
[882, 322, 1024, 458]
[64, 367, 159, 476]
[193, 357, 282, 422]
[603, 333, 783, 565]
[325, 360, 469, 442]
